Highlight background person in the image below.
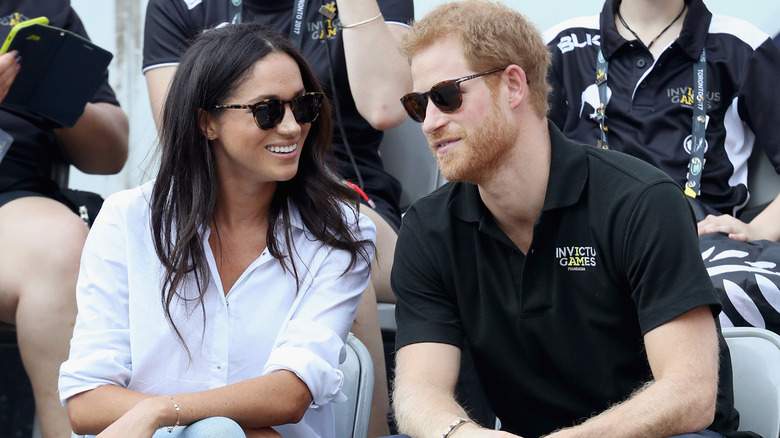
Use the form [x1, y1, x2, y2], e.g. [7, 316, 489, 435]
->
[59, 23, 375, 438]
[0, 2, 129, 437]
[545, 0, 780, 242]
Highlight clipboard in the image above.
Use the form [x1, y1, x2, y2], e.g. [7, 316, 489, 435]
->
[0, 17, 113, 127]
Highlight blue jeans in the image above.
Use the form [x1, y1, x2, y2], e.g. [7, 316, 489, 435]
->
[152, 417, 245, 437]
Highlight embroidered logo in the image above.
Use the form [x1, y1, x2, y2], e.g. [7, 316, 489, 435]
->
[310, 1, 339, 40]
[555, 33, 601, 54]
[0, 13, 30, 26]
[665, 87, 720, 109]
[556, 246, 597, 271]
[579, 83, 611, 121]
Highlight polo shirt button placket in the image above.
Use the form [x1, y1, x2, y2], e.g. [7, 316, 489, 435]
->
[636, 58, 647, 69]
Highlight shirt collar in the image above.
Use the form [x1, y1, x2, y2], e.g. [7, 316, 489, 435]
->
[600, 0, 711, 61]
[449, 121, 588, 225]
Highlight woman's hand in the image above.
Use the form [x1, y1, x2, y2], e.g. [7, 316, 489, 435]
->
[0, 51, 21, 102]
[96, 397, 176, 438]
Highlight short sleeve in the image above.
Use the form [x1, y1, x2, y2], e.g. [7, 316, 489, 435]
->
[392, 204, 465, 351]
[622, 182, 721, 333]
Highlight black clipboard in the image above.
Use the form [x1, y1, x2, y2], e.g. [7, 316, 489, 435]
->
[1, 19, 113, 127]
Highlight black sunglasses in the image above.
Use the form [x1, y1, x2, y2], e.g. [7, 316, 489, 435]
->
[214, 92, 324, 130]
[400, 68, 506, 123]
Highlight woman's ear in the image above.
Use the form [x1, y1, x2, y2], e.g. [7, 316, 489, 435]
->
[198, 108, 216, 141]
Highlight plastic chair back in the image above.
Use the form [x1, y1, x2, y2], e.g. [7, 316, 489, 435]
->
[334, 333, 375, 438]
[722, 327, 780, 438]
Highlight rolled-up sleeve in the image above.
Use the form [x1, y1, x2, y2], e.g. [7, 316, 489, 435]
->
[58, 193, 133, 404]
[263, 211, 375, 407]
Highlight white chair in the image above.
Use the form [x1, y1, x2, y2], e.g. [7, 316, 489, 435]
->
[722, 326, 780, 438]
[335, 332, 375, 438]
[378, 118, 446, 213]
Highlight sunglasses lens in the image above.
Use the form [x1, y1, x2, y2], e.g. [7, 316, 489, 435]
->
[292, 93, 322, 125]
[401, 93, 428, 123]
[253, 100, 284, 130]
[430, 81, 462, 113]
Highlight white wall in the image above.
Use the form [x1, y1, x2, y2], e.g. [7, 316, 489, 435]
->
[67, 0, 780, 198]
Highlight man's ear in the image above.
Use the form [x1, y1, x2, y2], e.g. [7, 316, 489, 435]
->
[199, 108, 216, 140]
[504, 65, 528, 109]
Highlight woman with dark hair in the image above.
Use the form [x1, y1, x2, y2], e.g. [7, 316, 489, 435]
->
[58, 23, 375, 438]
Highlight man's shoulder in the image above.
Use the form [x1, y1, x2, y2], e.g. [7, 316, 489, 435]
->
[543, 14, 602, 56]
[584, 146, 677, 188]
[403, 182, 458, 221]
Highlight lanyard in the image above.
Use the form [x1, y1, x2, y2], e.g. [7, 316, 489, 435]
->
[229, 0, 242, 24]
[227, 0, 308, 48]
[595, 48, 707, 198]
[289, 0, 308, 48]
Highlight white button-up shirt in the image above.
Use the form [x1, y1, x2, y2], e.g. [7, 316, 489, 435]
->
[59, 181, 375, 437]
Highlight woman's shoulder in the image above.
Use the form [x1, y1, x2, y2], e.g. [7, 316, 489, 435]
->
[100, 180, 154, 220]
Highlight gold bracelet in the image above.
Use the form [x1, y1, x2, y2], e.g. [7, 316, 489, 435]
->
[165, 395, 181, 433]
[341, 12, 383, 29]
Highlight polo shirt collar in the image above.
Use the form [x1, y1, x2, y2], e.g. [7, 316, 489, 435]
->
[449, 121, 588, 225]
[600, 0, 711, 61]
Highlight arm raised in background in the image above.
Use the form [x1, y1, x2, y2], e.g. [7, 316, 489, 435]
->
[337, 0, 413, 130]
[55, 101, 129, 175]
[144, 65, 176, 131]
[393, 342, 519, 438]
[543, 306, 720, 438]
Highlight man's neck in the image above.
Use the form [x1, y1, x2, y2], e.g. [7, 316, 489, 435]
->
[478, 118, 550, 253]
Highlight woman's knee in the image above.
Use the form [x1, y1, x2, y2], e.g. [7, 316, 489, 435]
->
[152, 417, 246, 438]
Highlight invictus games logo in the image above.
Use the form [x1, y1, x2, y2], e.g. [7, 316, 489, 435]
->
[556, 246, 597, 271]
[310, 1, 339, 40]
[666, 87, 720, 109]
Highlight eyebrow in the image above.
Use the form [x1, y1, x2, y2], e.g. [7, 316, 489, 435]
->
[249, 87, 308, 102]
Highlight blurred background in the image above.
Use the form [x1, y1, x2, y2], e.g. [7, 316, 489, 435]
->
[67, 0, 780, 199]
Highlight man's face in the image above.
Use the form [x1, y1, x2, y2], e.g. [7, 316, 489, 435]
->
[409, 37, 518, 184]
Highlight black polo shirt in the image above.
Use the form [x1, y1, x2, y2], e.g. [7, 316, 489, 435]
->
[545, 0, 780, 217]
[392, 122, 743, 437]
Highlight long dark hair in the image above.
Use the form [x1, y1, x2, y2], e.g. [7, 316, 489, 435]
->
[150, 23, 372, 349]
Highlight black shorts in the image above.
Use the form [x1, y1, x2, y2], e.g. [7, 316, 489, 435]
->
[0, 188, 103, 227]
[363, 195, 401, 232]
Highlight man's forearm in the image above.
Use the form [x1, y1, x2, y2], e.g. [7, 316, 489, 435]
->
[544, 378, 716, 438]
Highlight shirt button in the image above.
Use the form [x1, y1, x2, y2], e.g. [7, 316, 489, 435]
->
[640, 81, 648, 88]
[636, 58, 647, 68]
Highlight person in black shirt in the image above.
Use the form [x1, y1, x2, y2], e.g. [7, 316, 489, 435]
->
[390, 1, 750, 437]
[0, 2, 128, 436]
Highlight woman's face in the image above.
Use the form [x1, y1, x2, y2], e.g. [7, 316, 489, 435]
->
[206, 52, 312, 188]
